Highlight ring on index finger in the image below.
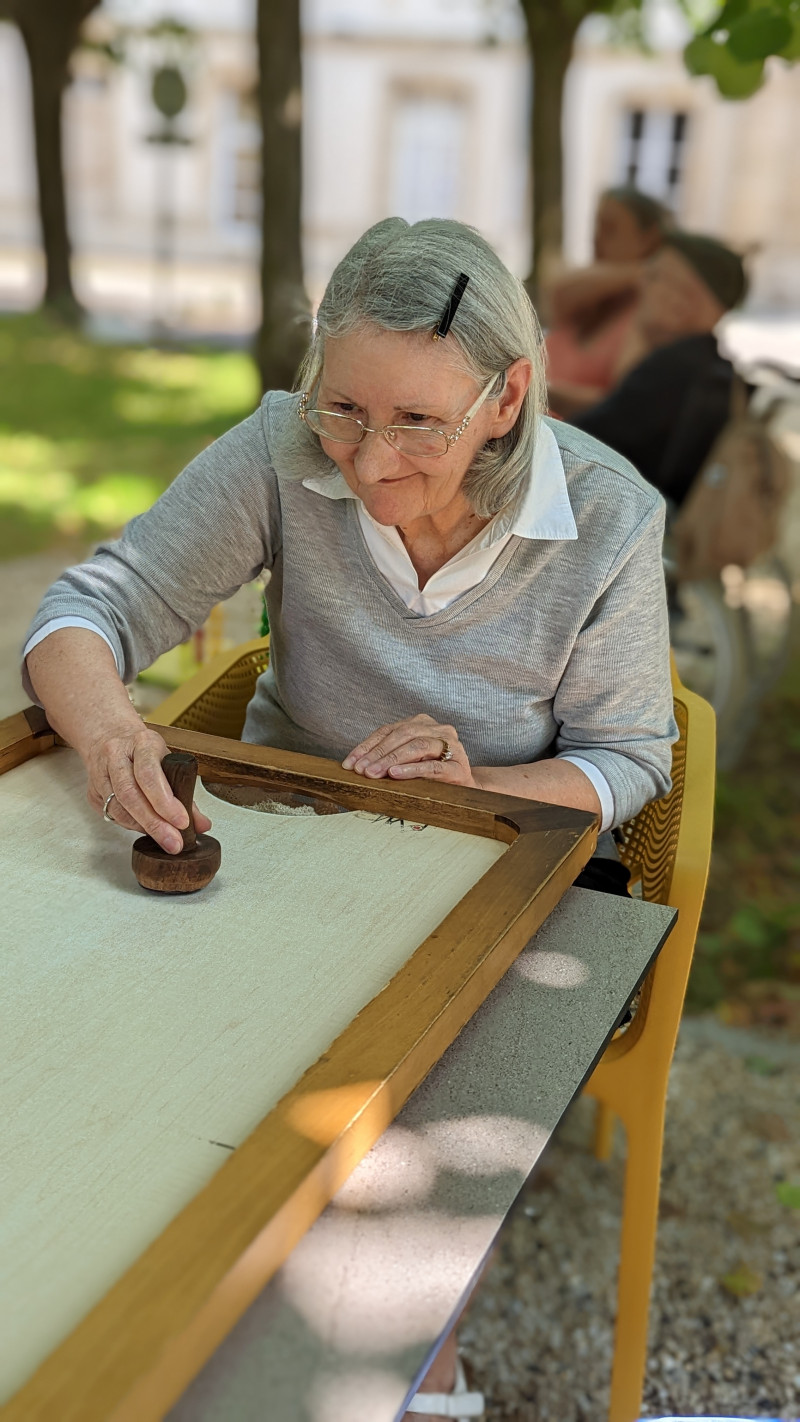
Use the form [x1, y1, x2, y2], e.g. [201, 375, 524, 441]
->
[102, 791, 117, 823]
[437, 739, 454, 762]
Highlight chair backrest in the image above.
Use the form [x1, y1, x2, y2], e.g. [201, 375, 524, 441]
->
[600, 672, 716, 1066]
[617, 673, 714, 910]
[151, 637, 271, 740]
[615, 697, 688, 905]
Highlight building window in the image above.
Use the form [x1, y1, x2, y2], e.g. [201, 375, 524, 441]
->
[616, 108, 689, 209]
[64, 67, 114, 213]
[217, 89, 261, 230]
[388, 96, 467, 224]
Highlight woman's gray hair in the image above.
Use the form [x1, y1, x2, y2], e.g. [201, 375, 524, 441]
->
[295, 217, 546, 518]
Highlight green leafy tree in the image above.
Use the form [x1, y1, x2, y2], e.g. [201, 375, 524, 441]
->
[0, 0, 100, 319]
[684, 0, 800, 98]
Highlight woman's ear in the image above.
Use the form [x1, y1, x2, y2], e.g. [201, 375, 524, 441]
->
[486, 358, 533, 440]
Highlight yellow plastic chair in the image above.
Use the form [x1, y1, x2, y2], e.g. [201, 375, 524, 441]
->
[583, 668, 716, 1422]
[147, 636, 272, 739]
[148, 643, 715, 1422]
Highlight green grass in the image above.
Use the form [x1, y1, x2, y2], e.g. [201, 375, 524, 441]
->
[686, 630, 800, 1012]
[0, 312, 260, 560]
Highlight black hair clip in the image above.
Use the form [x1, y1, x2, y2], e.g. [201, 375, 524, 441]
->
[432, 273, 469, 341]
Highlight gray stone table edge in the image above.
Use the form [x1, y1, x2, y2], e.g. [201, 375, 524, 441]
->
[168, 887, 676, 1422]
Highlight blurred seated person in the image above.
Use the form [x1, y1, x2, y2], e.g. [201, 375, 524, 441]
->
[545, 187, 668, 418]
[574, 232, 747, 506]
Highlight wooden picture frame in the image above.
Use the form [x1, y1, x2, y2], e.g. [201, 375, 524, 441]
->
[1, 708, 597, 1422]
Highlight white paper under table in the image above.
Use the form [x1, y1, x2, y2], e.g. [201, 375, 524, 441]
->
[0, 747, 506, 1405]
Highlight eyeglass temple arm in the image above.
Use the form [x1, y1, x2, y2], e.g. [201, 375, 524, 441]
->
[456, 373, 506, 426]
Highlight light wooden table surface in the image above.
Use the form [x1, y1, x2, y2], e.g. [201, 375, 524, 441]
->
[169, 888, 676, 1422]
[2, 733, 596, 1422]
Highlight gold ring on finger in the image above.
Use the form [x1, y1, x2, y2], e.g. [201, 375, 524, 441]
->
[102, 791, 117, 823]
[438, 739, 454, 762]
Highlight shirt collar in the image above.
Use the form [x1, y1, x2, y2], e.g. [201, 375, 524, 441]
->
[301, 417, 578, 542]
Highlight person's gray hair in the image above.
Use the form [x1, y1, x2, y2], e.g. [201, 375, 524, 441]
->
[295, 217, 546, 518]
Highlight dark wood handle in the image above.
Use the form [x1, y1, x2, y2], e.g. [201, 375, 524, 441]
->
[162, 751, 198, 850]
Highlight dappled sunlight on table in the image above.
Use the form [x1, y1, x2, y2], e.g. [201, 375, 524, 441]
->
[513, 948, 590, 988]
[419, 1116, 549, 1178]
[279, 1208, 500, 1352]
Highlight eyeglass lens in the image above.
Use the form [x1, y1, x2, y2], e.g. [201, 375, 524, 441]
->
[305, 408, 449, 457]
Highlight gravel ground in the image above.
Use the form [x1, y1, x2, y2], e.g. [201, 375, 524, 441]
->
[460, 1019, 800, 1421]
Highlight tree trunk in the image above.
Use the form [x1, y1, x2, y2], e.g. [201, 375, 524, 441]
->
[15, 2, 98, 320]
[520, 4, 583, 305]
[256, 0, 309, 393]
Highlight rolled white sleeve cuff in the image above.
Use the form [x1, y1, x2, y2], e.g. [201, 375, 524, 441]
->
[23, 617, 122, 674]
[557, 755, 615, 832]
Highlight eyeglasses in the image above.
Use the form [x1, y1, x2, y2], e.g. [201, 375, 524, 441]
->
[298, 374, 500, 459]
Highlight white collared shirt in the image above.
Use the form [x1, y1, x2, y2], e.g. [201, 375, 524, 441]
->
[303, 418, 578, 613]
[301, 421, 614, 829]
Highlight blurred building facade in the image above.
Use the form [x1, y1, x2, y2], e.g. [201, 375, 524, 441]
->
[0, 0, 798, 330]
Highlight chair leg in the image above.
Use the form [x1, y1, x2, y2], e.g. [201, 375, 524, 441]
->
[592, 1100, 615, 1161]
[607, 1105, 665, 1422]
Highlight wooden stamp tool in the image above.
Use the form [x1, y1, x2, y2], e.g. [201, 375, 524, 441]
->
[132, 751, 221, 893]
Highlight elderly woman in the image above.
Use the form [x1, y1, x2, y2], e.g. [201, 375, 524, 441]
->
[25, 218, 675, 861]
[24, 218, 675, 1413]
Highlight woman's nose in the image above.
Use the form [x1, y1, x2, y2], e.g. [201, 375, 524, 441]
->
[353, 429, 405, 484]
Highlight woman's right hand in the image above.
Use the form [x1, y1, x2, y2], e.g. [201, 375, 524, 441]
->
[26, 629, 212, 856]
[84, 722, 212, 854]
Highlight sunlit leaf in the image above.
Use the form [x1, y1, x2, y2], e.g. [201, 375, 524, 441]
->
[720, 1261, 763, 1297]
[713, 49, 766, 94]
[684, 30, 765, 94]
[778, 13, 800, 56]
[700, 0, 749, 34]
[775, 1181, 800, 1209]
[727, 7, 793, 58]
[685, 33, 721, 71]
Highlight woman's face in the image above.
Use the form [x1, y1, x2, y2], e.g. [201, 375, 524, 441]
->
[594, 197, 661, 263]
[315, 328, 530, 529]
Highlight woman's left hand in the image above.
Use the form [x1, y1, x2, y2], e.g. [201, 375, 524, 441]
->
[343, 714, 477, 787]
